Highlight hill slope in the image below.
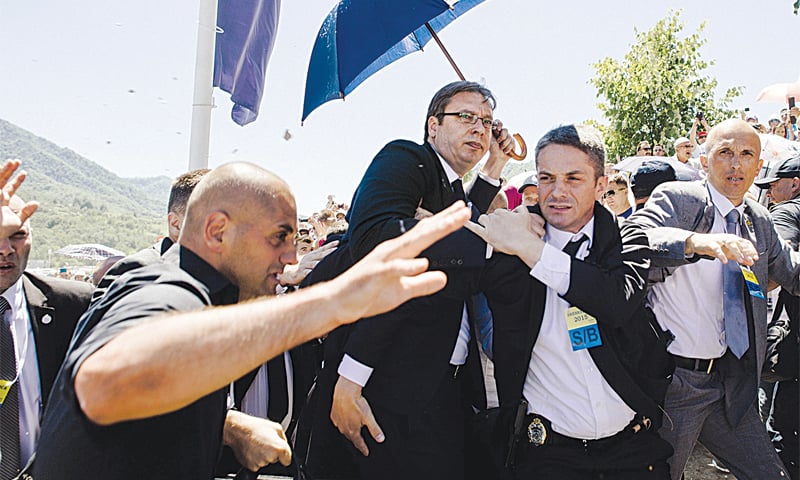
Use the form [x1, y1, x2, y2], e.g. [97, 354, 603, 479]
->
[0, 119, 170, 263]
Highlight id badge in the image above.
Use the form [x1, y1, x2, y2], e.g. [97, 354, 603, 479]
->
[0, 379, 12, 405]
[565, 306, 602, 351]
[740, 265, 765, 299]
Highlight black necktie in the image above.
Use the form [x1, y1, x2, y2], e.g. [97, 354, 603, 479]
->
[266, 354, 289, 423]
[451, 179, 466, 202]
[0, 296, 20, 479]
[563, 234, 588, 258]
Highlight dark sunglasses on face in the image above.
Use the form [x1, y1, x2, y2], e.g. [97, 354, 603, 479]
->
[604, 187, 627, 199]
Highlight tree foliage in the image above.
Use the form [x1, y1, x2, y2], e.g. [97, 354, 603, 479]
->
[589, 10, 743, 160]
[0, 118, 169, 264]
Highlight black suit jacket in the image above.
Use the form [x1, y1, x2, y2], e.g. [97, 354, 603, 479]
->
[345, 140, 498, 413]
[308, 140, 499, 414]
[476, 204, 661, 429]
[22, 271, 93, 412]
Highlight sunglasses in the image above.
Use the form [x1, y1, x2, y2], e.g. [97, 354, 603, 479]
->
[603, 187, 627, 199]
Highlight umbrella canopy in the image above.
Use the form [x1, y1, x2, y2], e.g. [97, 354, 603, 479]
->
[756, 79, 800, 103]
[614, 155, 701, 181]
[302, 0, 485, 122]
[56, 243, 126, 261]
[759, 132, 800, 168]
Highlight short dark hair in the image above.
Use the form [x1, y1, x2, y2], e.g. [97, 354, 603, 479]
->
[608, 173, 629, 188]
[535, 124, 606, 178]
[168, 169, 210, 215]
[424, 81, 496, 142]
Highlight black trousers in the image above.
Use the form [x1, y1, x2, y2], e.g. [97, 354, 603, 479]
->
[772, 378, 799, 480]
[511, 417, 673, 480]
[353, 370, 467, 480]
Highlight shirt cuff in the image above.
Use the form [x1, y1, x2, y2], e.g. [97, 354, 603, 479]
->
[530, 243, 571, 295]
[477, 171, 501, 187]
[338, 354, 374, 387]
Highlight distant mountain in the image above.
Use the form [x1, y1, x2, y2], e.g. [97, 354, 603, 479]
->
[0, 118, 170, 263]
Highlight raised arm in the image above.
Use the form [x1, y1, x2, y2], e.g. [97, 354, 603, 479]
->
[74, 203, 471, 425]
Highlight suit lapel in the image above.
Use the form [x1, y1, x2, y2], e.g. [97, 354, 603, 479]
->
[22, 276, 56, 412]
[419, 143, 452, 214]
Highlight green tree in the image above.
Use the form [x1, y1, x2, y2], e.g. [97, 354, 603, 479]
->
[589, 10, 742, 160]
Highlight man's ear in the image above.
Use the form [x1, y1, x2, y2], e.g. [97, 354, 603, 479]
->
[427, 115, 439, 141]
[595, 175, 608, 200]
[699, 154, 708, 172]
[167, 212, 182, 240]
[204, 211, 230, 253]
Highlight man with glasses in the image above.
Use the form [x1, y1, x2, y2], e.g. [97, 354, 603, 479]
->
[604, 173, 634, 219]
[671, 137, 704, 180]
[636, 141, 652, 156]
[653, 144, 666, 157]
[306, 81, 515, 480]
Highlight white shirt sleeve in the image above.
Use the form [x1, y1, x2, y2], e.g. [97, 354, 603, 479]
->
[529, 242, 572, 295]
[338, 354, 374, 387]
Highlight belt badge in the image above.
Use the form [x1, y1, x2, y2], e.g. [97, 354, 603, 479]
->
[527, 417, 547, 446]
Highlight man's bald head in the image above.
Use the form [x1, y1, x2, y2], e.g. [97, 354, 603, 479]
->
[705, 118, 761, 153]
[181, 163, 295, 241]
[701, 119, 763, 205]
[179, 163, 299, 294]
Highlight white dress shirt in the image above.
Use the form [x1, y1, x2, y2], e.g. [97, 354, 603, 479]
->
[524, 219, 636, 440]
[3, 278, 41, 466]
[647, 183, 744, 359]
[240, 351, 294, 432]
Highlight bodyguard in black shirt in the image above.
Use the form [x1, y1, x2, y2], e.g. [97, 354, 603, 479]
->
[32, 162, 472, 480]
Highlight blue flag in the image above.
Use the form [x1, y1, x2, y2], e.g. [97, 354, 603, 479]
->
[213, 0, 281, 126]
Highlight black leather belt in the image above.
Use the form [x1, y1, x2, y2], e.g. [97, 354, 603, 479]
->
[672, 354, 719, 374]
[520, 414, 646, 450]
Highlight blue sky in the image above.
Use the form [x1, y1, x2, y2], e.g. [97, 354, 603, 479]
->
[1, 1, 798, 214]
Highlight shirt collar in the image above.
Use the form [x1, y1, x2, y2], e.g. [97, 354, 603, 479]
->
[707, 182, 744, 218]
[1, 277, 24, 318]
[545, 216, 595, 251]
[429, 144, 460, 184]
[165, 244, 239, 306]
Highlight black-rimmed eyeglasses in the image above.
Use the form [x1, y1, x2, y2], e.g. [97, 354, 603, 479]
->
[439, 112, 494, 130]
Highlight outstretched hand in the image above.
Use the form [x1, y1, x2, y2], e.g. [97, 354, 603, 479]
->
[330, 201, 470, 325]
[465, 208, 546, 267]
[278, 240, 339, 287]
[0, 159, 38, 236]
[685, 233, 758, 266]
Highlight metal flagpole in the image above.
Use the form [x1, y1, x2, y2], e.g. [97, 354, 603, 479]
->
[188, 0, 219, 170]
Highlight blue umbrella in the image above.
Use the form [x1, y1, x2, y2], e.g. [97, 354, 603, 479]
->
[302, 0, 485, 122]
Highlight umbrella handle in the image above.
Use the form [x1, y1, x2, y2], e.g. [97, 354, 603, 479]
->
[509, 133, 527, 161]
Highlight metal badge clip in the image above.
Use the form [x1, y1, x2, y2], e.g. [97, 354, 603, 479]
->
[527, 417, 547, 446]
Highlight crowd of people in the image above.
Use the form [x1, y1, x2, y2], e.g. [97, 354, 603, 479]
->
[2, 81, 800, 480]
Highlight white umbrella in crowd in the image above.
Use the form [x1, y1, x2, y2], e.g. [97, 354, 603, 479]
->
[55, 243, 126, 261]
